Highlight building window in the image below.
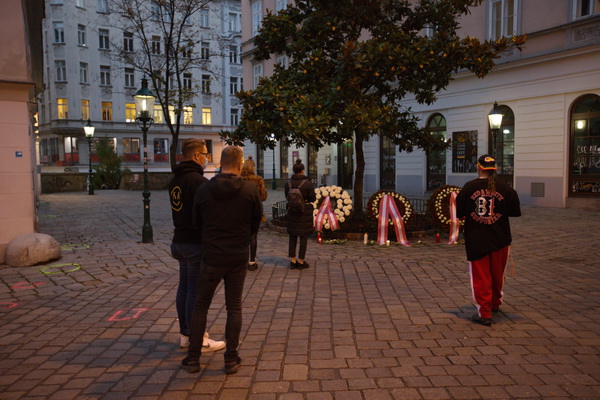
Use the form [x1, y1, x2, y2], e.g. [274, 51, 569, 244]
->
[276, 0, 287, 12]
[182, 43, 193, 58]
[202, 107, 211, 125]
[183, 106, 193, 124]
[570, 94, 600, 195]
[125, 102, 136, 122]
[154, 138, 169, 162]
[489, 0, 518, 39]
[64, 137, 79, 163]
[200, 8, 209, 27]
[425, 113, 447, 191]
[200, 42, 209, 60]
[230, 77, 239, 94]
[76, 0, 85, 8]
[57, 98, 68, 119]
[201, 74, 211, 94]
[102, 101, 112, 121]
[80, 62, 88, 84]
[123, 31, 134, 52]
[151, 36, 161, 54]
[229, 45, 240, 64]
[153, 105, 163, 123]
[230, 108, 239, 125]
[97, 0, 108, 13]
[229, 13, 240, 32]
[122, 138, 141, 161]
[574, 0, 600, 18]
[55, 60, 67, 82]
[183, 73, 192, 90]
[100, 66, 111, 86]
[253, 63, 263, 89]
[53, 22, 65, 44]
[489, 105, 515, 186]
[124, 68, 135, 88]
[40, 137, 60, 163]
[81, 99, 90, 120]
[276, 55, 288, 69]
[251, 0, 262, 37]
[50, 0, 63, 5]
[99, 29, 110, 50]
[78, 24, 86, 46]
[379, 136, 396, 191]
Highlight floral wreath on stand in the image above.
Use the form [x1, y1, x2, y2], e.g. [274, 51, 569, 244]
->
[312, 185, 353, 230]
[366, 190, 416, 229]
[427, 185, 464, 230]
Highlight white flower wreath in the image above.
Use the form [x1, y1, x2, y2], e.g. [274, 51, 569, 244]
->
[367, 191, 414, 226]
[312, 185, 353, 230]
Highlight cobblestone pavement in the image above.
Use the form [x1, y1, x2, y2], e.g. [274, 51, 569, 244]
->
[0, 189, 599, 400]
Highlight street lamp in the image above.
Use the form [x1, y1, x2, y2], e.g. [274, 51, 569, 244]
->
[488, 101, 503, 157]
[133, 77, 156, 243]
[270, 133, 276, 190]
[84, 119, 95, 195]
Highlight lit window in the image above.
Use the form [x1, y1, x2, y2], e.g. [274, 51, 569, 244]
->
[168, 105, 176, 124]
[124, 68, 135, 88]
[153, 105, 163, 123]
[152, 36, 161, 55]
[200, 8, 209, 28]
[55, 60, 67, 82]
[231, 108, 239, 126]
[201, 75, 211, 94]
[202, 107, 211, 125]
[201, 42, 209, 60]
[574, 0, 600, 18]
[102, 101, 112, 121]
[489, 0, 518, 39]
[99, 29, 110, 50]
[80, 62, 88, 84]
[81, 99, 90, 120]
[251, 0, 262, 36]
[100, 66, 111, 86]
[253, 63, 263, 89]
[123, 31, 134, 52]
[57, 98, 68, 119]
[183, 106, 193, 124]
[126, 103, 136, 122]
[78, 24, 86, 46]
[53, 22, 65, 44]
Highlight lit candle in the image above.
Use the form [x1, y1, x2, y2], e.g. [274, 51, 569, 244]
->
[386, 240, 390, 246]
[363, 233, 368, 244]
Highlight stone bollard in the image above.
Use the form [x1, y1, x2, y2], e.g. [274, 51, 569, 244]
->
[4, 233, 61, 267]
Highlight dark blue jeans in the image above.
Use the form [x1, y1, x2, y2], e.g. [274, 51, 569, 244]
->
[188, 261, 247, 362]
[170, 242, 203, 336]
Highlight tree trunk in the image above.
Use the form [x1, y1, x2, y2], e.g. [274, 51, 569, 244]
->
[353, 136, 365, 216]
[169, 130, 179, 169]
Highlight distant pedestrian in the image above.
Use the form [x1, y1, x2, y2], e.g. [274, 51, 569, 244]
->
[456, 154, 521, 326]
[285, 159, 316, 270]
[241, 156, 268, 271]
[168, 139, 225, 351]
[182, 146, 263, 375]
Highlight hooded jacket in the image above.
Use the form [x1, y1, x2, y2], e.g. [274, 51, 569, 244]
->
[193, 173, 263, 266]
[169, 160, 208, 244]
[285, 174, 316, 236]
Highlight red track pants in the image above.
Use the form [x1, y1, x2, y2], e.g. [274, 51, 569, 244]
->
[468, 246, 510, 319]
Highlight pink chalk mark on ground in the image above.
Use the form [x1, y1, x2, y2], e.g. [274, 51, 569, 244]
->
[0, 302, 18, 309]
[108, 308, 148, 321]
[12, 282, 45, 290]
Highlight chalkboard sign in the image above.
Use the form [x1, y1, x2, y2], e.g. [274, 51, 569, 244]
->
[452, 130, 478, 173]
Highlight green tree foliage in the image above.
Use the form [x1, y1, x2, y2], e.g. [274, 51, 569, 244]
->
[221, 0, 525, 213]
[93, 139, 123, 189]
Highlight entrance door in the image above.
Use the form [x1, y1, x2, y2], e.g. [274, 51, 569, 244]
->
[337, 140, 354, 189]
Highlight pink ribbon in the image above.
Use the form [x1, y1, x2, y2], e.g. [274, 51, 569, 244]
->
[314, 196, 339, 232]
[377, 194, 410, 246]
[448, 191, 459, 244]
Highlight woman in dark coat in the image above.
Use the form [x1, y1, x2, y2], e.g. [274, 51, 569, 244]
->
[285, 159, 316, 270]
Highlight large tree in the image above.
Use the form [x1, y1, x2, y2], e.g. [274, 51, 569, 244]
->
[221, 0, 525, 213]
[110, 0, 224, 168]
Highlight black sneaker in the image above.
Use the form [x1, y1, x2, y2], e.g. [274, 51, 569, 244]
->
[296, 261, 310, 270]
[181, 356, 200, 373]
[290, 261, 297, 269]
[224, 356, 242, 374]
[248, 262, 258, 271]
[471, 314, 492, 326]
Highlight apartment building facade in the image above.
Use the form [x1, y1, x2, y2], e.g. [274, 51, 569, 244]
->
[241, 0, 600, 208]
[38, 0, 243, 178]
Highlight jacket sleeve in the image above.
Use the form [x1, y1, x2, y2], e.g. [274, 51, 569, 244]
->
[250, 189, 263, 234]
[305, 181, 317, 203]
[508, 189, 522, 217]
[192, 186, 204, 233]
[455, 188, 468, 219]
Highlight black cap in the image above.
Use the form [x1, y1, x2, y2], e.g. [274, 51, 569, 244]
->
[477, 154, 497, 170]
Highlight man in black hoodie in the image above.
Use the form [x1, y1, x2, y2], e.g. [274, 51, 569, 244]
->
[181, 146, 263, 375]
[169, 139, 224, 352]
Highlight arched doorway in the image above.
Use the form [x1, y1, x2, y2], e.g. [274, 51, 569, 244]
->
[488, 105, 515, 186]
[426, 113, 447, 191]
[569, 94, 600, 196]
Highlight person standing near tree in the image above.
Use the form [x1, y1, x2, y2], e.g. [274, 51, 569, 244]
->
[182, 146, 263, 375]
[241, 155, 268, 271]
[456, 154, 521, 326]
[169, 139, 225, 351]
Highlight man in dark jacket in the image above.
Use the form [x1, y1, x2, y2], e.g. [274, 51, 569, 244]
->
[181, 146, 263, 375]
[169, 139, 224, 351]
[456, 154, 521, 326]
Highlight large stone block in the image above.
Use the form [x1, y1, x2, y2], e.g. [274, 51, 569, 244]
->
[4, 233, 60, 267]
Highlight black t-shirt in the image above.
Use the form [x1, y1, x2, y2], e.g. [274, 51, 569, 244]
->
[456, 177, 521, 261]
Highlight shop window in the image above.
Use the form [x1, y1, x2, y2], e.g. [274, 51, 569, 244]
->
[570, 94, 600, 195]
[426, 113, 447, 191]
[64, 137, 79, 164]
[489, 105, 515, 186]
[122, 138, 140, 162]
[154, 138, 169, 162]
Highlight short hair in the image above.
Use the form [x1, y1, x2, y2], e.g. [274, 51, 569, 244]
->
[292, 159, 305, 174]
[220, 146, 244, 169]
[181, 139, 206, 159]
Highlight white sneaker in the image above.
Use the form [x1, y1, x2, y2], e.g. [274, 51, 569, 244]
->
[203, 338, 225, 352]
[180, 335, 190, 348]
